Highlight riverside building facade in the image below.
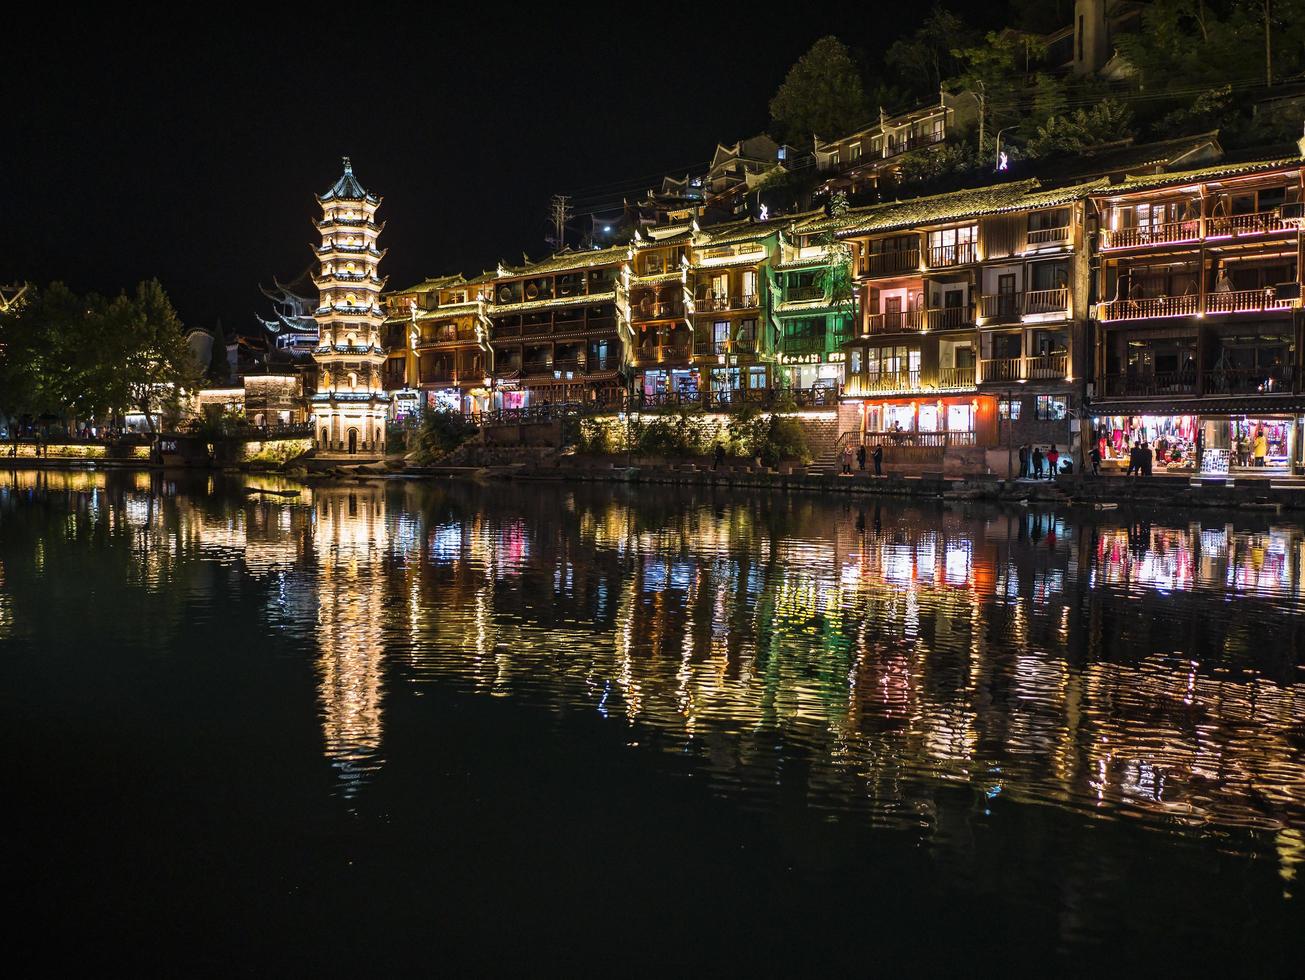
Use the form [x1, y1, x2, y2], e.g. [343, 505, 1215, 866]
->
[1088, 158, 1305, 473]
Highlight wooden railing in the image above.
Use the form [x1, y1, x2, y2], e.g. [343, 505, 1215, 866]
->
[1026, 225, 1070, 245]
[1204, 288, 1295, 315]
[979, 357, 1023, 383]
[936, 366, 976, 389]
[1027, 353, 1069, 379]
[786, 285, 826, 301]
[850, 370, 922, 395]
[924, 306, 973, 330]
[1203, 366, 1293, 395]
[1100, 220, 1201, 250]
[926, 242, 976, 268]
[1206, 211, 1288, 238]
[861, 430, 976, 448]
[979, 293, 1022, 320]
[1098, 294, 1200, 322]
[1024, 287, 1070, 316]
[866, 309, 924, 334]
[861, 249, 919, 277]
[978, 354, 1070, 383]
[1102, 372, 1197, 397]
[1100, 290, 1294, 321]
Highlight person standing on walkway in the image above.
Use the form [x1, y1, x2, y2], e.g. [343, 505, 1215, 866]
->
[1089, 444, 1101, 477]
[1141, 441, 1153, 476]
[713, 442, 725, 470]
[1018, 443, 1028, 479]
[841, 443, 854, 474]
[1046, 444, 1060, 479]
[872, 444, 883, 477]
[1254, 429, 1268, 467]
[856, 442, 866, 473]
[1032, 445, 1044, 479]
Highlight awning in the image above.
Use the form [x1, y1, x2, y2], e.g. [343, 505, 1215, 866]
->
[1089, 396, 1305, 416]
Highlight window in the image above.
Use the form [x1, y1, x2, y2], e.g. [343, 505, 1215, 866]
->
[850, 350, 862, 374]
[711, 273, 728, 298]
[999, 398, 1022, 421]
[1034, 395, 1067, 421]
[850, 143, 863, 160]
[748, 366, 767, 389]
[742, 271, 757, 299]
[946, 404, 974, 431]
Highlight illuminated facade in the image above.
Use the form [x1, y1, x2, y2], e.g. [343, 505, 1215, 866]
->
[311, 158, 390, 456]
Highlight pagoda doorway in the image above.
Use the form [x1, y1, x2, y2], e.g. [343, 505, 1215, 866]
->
[347, 428, 358, 454]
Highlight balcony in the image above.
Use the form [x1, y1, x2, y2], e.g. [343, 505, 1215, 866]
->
[1203, 365, 1294, 395]
[1026, 225, 1071, 246]
[1204, 288, 1295, 316]
[638, 343, 692, 364]
[978, 294, 1023, 322]
[866, 310, 924, 335]
[1207, 210, 1290, 239]
[1098, 294, 1200, 322]
[926, 242, 976, 268]
[782, 335, 830, 355]
[1099, 289, 1294, 322]
[861, 249, 919, 278]
[1102, 372, 1197, 398]
[521, 320, 554, 336]
[936, 366, 976, 389]
[978, 353, 1069, 383]
[633, 301, 683, 322]
[786, 285, 826, 302]
[1100, 220, 1200, 251]
[700, 294, 759, 312]
[924, 306, 974, 331]
[850, 371, 923, 395]
[1024, 288, 1070, 317]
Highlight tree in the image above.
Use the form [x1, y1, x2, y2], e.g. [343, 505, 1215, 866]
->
[769, 36, 870, 145]
[951, 30, 1047, 151]
[1026, 99, 1135, 158]
[105, 276, 200, 428]
[886, 7, 974, 101]
[817, 193, 856, 329]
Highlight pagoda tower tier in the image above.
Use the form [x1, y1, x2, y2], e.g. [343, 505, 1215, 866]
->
[311, 158, 391, 456]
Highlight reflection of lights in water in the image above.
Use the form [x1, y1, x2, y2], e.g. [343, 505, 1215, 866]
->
[312, 488, 388, 796]
[0, 560, 10, 638]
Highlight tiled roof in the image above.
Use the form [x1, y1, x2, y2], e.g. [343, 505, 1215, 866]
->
[390, 274, 466, 295]
[696, 217, 788, 247]
[490, 290, 618, 314]
[1093, 158, 1302, 196]
[499, 246, 628, 277]
[794, 179, 1106, 237]
[319, 158, 378, 203]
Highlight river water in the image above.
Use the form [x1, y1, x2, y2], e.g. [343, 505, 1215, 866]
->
[2, 469, 1303, 972]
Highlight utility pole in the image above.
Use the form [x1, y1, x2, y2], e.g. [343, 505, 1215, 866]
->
[548, 194, 573, 250]
[1265, 0, 1273, 87]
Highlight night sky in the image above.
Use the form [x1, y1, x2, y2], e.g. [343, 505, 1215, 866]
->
[3, 4, 1001, 334]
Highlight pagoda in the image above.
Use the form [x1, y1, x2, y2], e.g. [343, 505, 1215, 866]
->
[310, 157, 390, 456]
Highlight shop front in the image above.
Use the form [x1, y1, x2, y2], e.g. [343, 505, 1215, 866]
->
[781, 351, 844, 395]
[839, 394, 998, 447]
[1090, 413, 1300, 473]
[640, 368, 700, 399]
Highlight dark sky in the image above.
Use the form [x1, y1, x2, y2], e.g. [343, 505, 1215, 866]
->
[3, 3, 1003, 334]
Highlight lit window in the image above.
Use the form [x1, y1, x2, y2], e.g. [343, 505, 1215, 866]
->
[999, 398, 1022, 421]
[1034, 395, 1066, 420]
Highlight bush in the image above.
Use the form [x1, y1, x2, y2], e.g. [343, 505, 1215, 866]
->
[727, 406, 810, 466]
[411, 409, 477, 463]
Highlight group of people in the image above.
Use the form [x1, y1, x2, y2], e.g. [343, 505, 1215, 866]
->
[1017, 443, 1064, 480]
[840, 441, 883, 476]
[1123, 441, 1155, 476]
[1233, 429, 1270, 467]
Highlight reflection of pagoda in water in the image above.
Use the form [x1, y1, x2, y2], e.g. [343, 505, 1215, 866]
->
[312, 485, 389, 795]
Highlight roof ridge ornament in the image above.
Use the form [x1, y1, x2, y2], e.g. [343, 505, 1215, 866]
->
[342, 156, 353, 175]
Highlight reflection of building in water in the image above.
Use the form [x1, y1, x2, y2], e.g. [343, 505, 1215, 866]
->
[313, 486, 389, 794]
